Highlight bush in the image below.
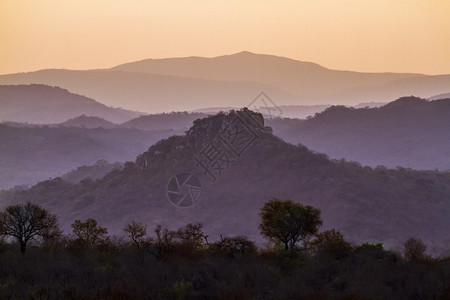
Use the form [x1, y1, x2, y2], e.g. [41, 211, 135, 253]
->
[210, 235, 257, 258]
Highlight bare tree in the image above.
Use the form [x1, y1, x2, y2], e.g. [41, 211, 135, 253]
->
[213, 235, 257, 258]
[124, 221, 147, 248]
[404, 237, 428, 261]
[175, 223, 208, 249]
[0, 202, 59, 254]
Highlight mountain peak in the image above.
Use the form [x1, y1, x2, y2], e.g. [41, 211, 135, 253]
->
[0, 84, 141, 124]
[185, 108, 266, 146]
[59, 115, 117, 129]
[135, 109, 268, 170]
[382, 96, 428, 110]
[230, 50, 256, 56]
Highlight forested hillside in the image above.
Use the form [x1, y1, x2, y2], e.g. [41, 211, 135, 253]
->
[2, 110, 449, 254]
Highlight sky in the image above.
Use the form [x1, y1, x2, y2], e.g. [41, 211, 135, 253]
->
[1, 0, 449, 75]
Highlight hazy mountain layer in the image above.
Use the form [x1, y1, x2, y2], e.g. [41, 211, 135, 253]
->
[112, 51, 422, 98]
[0, 124, 181, 190]
[59, 115, 118, 129]
[272, 97, 450, 171]
[430, 92, 450, 100]
[1, 52, 450, 112]
[112, 51, 450, 105]
[0, 84, 142, 123]
[0, 69, 296, 112]
[120, 112, 208, 131]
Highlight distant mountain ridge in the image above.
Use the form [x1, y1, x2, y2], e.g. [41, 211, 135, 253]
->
[0, 84, 143, 123]
[0, 124, 181, 190]
[121, 112, 208, 131]
[429, 92, 450, 100]
[59, 115, 117, 129]
[0, 69, 297, 112]
[112, 51, 422, 96]
[2, 111, 210, 132]
[272, 96, 450, 170]
[1, 52, 450, 112]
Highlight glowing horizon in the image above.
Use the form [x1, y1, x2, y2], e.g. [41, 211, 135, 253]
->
[1, 0, 449, 75]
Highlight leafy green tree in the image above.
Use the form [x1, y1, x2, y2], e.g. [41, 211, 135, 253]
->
[71, 218, 108, 247]
[309, 229, 353, 259]
[124, 221, 147, 248]
[259, 199, 322, 250]
[355, 242, 384, 252]
[0, 202, 59, 254]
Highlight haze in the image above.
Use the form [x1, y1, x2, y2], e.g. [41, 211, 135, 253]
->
[1, 0, 450, 75]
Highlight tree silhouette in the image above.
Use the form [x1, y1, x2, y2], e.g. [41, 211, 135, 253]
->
[0, 202, 59, 254]
[309, 229, 353, 259]
[175, 223, 208, 250]
[212, 235, 257, 258]
[124, 221, 147, 248]
[71, 218, 108, 247]
[404, 237, 428, 261]
[259, 199, 322, 250]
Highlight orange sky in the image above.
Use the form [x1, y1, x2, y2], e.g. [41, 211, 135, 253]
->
[1, 0, 449, 75]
